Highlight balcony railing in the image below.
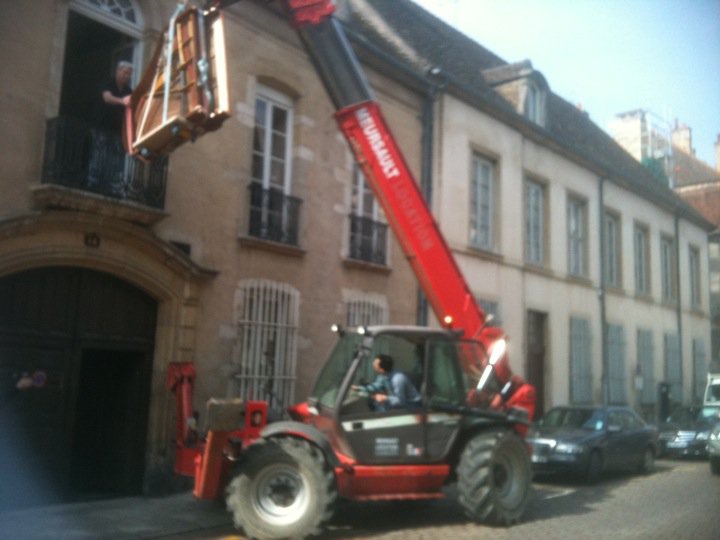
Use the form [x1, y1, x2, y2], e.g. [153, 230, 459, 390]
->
[349, 215, 387, 265]
[248, 182, 301, 246]
[42, 116, 168, 209]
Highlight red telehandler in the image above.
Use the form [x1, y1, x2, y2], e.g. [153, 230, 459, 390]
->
[126, 1, 536, 538]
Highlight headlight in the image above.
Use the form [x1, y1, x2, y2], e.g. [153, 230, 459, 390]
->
[696, 431, 709, 441]
[710, 429, 720, 441]
[555, 442, 584, 454]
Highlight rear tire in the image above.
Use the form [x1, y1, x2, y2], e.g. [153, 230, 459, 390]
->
[226, 437, 337, 539]
[711, 456, 720, 475]
[638, 447, 655, 475]
[456, 429, 532, 526]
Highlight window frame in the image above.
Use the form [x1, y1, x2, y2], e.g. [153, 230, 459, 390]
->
[348, 167, 388, 265]
[569, 316, 593, 404]
[233, 279, 300, 409]
[660, 234, 677, 303]
[469, 154, 496, 251]
[525, 177, 546, 266]
[345, 295, 389, 327]
[603, 209, 622, 289]
[252, 85, 294, 194]
[689, 244, 701, 308]
[633, 222, 651, 297]
[567, 195, 588, 278]
[524, 79, 545, 125]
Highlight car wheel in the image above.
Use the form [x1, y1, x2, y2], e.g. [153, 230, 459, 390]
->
[585, 450, 602, 484]
[711, 456, 720, 475]
[638, 447, 655, 475]
[457, 429, 532, 526]
[226, 437, 337, 539]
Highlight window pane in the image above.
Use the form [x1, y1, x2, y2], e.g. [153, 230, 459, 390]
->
[251, 153, 264, 182]
[272, 107, 287, 133]
[526, 181, 544, 265]
[470, 157, 493, 249]
[271, 132, 286, 159]
[270, 158, 285, 188]
[254, 91, 292, 191]
[568, 199, 585, 276]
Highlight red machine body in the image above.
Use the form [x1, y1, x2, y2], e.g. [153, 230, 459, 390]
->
[154, 0, 536, 518]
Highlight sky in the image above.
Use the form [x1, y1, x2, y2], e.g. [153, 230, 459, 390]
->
[411, 0, 720, 168]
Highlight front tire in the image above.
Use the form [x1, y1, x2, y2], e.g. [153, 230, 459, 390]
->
[456, 429, 532, 526]
[226, 437, 337, 539]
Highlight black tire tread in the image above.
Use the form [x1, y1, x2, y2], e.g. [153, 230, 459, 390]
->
[226, 437, 337, 539]
[456, 429, 531, 526]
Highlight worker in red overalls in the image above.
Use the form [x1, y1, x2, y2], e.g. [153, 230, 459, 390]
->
[467, 330, 536, 436]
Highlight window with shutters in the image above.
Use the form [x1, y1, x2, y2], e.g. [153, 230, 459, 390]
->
[607, 324, 627, 404]
[661, 235, 677, 302]
[664, 333, 682, 404]
[567, 196, 588, 278]
[692, 338, 707, 403]
[603, 211, 622, 288]
[569, 317, 592, 403]
[689, 245, 701, 308]
[634, 223, 650, 296]
[233, 279, 299, 410]
[637, 329, 655, 405]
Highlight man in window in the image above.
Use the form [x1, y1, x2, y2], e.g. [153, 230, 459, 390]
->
[88, 60, 133, 196]
[353, 354, 421, 411]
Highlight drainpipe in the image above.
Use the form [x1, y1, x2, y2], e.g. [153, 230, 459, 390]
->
[599, 177, 609, 407]
[675, 214, 684, 402]
[416, 68, 447, 326]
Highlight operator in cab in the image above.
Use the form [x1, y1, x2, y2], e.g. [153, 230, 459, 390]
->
[352, 354, 421, 411]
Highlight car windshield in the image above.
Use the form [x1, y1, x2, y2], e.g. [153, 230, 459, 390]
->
[542, 408, 605, 431]
[666, 407, 697, 424]
[697, 406, 720, 423]
[309, 332, 365, 409]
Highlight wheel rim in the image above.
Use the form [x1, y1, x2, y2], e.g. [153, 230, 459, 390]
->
[252, 463, 309, 526]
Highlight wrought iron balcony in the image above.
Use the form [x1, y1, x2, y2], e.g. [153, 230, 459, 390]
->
[41, 116, 168, 209]
[248, 182, 301, 246]
[349, 214, 387, 265]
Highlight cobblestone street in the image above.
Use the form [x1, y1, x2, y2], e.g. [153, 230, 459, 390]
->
[2, 458, 717, 539]
[169, 458, 720, 540]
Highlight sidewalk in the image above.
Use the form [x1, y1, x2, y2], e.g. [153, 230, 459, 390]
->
[0, 492, 234, 540]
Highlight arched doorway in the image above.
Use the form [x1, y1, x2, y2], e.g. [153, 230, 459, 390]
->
[0, 267, 157, 508]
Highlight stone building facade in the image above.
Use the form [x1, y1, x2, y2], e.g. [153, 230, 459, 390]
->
[0, 0, 713, 505]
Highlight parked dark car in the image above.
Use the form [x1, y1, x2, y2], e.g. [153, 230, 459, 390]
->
[659, 405, 720, 458]
[526, 405, 658, 483]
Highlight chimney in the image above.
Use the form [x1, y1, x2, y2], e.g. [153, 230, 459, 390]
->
[671, 120, 694, 156]
[716, 134, 720, 173]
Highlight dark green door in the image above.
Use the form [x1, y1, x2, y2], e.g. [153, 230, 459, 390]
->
[0, 267, 157, 508]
